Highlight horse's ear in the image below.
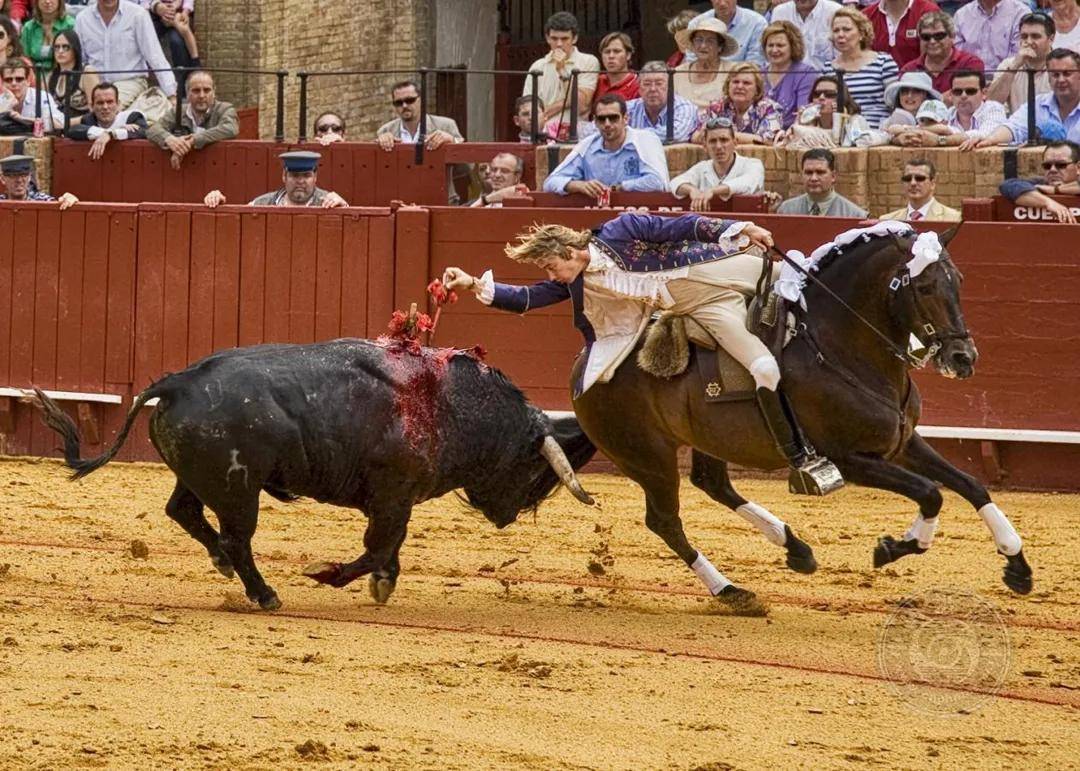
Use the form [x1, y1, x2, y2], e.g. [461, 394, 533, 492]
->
[938, 225, 960, 247]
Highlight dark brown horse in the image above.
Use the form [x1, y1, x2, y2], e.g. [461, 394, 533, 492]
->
[572, 227, 1033, 613]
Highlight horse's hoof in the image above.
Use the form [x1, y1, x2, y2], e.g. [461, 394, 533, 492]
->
[211, 552, 234, 579]
[716, 585, 768, 617]
[302, 560, 342, 585]
[1003, 550, 1033, 595]
[258, 593, 282, 611]
[873, 535, 926, 568]
[369, 575, 396, 604]
[783, 525, 818, 574]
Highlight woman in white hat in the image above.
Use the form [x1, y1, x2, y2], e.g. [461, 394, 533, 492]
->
[882, 71, 941, 132]
[673, 17, 739, 112]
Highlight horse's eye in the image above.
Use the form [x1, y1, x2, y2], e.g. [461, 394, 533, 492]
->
[916, 284, 935, 296]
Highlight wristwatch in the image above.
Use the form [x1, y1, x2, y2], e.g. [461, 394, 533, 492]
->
[937, 135, 946, 146]
[1054, 184, 1061, 195]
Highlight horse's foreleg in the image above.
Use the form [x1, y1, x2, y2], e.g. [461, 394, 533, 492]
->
[898, 435, 1032, 595]
[689, 450, 816, 574]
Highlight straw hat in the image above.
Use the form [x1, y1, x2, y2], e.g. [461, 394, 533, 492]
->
[675, 17, 740, 59]
[883, 71, 941, 110]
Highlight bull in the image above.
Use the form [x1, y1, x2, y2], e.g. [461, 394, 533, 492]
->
[33, 339, 596, 610]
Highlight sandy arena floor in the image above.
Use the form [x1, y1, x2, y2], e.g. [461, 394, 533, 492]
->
[0, 456, 1077, 770]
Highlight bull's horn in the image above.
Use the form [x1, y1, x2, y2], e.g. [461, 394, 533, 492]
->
[540, 435, 594, 506]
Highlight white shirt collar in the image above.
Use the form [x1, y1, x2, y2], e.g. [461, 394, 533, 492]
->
[907, 198, 934, 218]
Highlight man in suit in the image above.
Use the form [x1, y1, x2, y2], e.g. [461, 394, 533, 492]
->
[65, 82, 148, 161]
[776, 148, 867, 217]
[880, 159, 961, 222]
[146, 71, 239, 170]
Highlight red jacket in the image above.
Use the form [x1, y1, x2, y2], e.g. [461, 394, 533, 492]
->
[864, 0, 941, 68]
[900, 48, 985, 94]
[8, 0, 31, 23]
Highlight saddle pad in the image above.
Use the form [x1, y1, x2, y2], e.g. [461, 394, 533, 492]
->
[694, 344, 756, 402]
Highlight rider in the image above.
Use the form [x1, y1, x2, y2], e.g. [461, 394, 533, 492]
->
[442, 211, 842, 494]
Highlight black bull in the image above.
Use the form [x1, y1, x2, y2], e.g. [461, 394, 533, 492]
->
[33, 340, 596, 610]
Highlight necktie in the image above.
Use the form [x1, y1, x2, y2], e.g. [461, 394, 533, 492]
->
[809, 202, 821, 216]
[909, 210, 923, 221]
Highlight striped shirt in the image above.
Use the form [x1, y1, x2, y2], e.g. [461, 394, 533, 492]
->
[824, 53, 899, 129]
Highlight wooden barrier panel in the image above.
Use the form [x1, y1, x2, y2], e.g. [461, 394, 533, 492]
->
[503, 192, 768, 212]
[962, 194, 1080, 222]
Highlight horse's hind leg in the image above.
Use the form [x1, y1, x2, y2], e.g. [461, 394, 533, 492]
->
[689, 451, 817, 574]
[164, 480, 234, 578]
[898, 434, 1031, 595]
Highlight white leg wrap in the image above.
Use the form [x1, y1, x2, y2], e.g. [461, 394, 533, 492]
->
[691, 552, 732, 596]
[748, 355, 781, 391]
[978, 503, 1022, 556]
[736, 502, 787, 547]
[903, 514, 938, 550]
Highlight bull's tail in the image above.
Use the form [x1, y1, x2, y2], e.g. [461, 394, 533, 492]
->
[33, 383, 167, 480]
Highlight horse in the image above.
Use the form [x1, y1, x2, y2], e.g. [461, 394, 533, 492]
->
[571, 225, 1033, 614]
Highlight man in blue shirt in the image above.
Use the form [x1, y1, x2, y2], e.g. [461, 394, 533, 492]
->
[625, 61, 700, 144]
[977, 48, 1080, 146]
[688, 0, 768, 67]
[542, 94, 670, 199]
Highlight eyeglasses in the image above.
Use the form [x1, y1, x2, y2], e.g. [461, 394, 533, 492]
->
[951, 87, 980, 96]
[705, 116, 734, 129]
[919, 31, 950, 42]
[391, 96, 418, 107]
[53, 43, 72, 51]
[594, 113, 623, 124]
[3, 76, 26, 83]
[1042, 160, 1073, 170]
[315, 123, 343, 134]
[901, 174, 930, 183]
[811, 89, 837, 99]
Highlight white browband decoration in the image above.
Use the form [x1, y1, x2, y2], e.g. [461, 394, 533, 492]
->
[906, 231, 943, 278]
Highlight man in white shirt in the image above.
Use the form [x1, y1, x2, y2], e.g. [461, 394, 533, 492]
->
[770, 0, 841, 67]
[75, 0, 177, 108]
[670, 117, 765, 211]
[522, 11, 599, 126]
[2, 61, 61, 133]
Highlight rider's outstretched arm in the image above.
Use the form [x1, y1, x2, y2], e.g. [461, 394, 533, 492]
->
[444, 268, 572, 314]
[596, 211, 747, 246]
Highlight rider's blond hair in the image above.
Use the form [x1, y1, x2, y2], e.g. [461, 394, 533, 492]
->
[504, 223, 592, 265]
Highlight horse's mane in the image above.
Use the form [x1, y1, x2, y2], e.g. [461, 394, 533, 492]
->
[810, 230, 913, 278]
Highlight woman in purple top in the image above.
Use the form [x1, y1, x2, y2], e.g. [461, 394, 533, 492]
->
[762, 21, 816, 130]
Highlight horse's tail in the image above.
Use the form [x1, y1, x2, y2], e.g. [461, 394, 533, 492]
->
[33, 382, 169, 480]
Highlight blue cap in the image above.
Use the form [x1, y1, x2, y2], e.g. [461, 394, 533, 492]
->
[0, 154, 34, 174]
[279, 150, 321, 172]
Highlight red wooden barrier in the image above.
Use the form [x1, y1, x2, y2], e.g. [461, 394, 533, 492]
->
[504, 192, 768, 212]
[962, 194, 1080, 222]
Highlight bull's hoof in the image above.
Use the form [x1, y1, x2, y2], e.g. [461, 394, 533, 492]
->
[1003, 550, 1033, 595]
[873, 535, 926, 568]
[211, 552, 234, 579]
[783, 524, 817, 574]
[369, 575, 396, 605]
[716, 585, 768, 617]
[302, 560, 344, 586]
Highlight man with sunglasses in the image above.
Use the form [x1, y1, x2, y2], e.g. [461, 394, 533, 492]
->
[312, 112, 347, 146]
[999, 140, 1080, 223]
[978, 48, 1080, 147]
[986, 13, 1056, 112]
[953, 0, 1029, 72]
[880, 158, 961, 221]
[898, 70, 1007, 149]
[146, 71, 238, 170]
[0, 154, 79, 209]
[1, 62, 60, 134]
[899, 12, 985, 96]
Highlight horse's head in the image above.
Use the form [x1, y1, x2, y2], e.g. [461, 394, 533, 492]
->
[889, 226, 977, 379]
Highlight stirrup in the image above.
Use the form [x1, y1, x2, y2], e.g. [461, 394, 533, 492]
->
[788, 456, 844, 496]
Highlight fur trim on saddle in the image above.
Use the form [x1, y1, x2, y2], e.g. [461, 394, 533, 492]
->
[637, 313, 691, 378]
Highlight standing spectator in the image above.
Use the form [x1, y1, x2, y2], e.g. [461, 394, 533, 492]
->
[75, 0, 177, 108]
[689, 0, 768, 67]
[879, 158, 961, 221]
[522, 12, 599, 127]
[770, 0, 841, 68]
[312, 111, 346, 145]
[376, 80, 463, 150]
[824, 7, 899, 128]
[0, 153, 78, 207]
[863, 0, 941, 68]
[542, 93, 669, 198]
[670, 117, 765, 211]
[761, 21, 816, 129]
[140, 1, 199, 97]
[945, 70, 1008, 149]
[1048, 0, 1080, 53]
[625, 61, 700, 143]
[594, 32, 639, 106]
[900, 12, 985, 96]
[779, 74, 876, 147]
[65, 81, 146, 159]
[999, 140, 1080, 222]
[20, 0, 75, 75]
[512, 94, 551, 142]
[674, 17, 738, 112]
[776, 148, 868, 216]
[701, 63, 784, 144]
[954, 0, 1029, 71]
[978, 48, 1080, 145]
[987, 13, 1054, 112]
[470, 152, 529, 207]
[2, 60, 59, 132]
[47, 29, 99, 125]
[204, 151, 348, 209]
[146, 70, 237, 169]
[665, 9, 699, 69]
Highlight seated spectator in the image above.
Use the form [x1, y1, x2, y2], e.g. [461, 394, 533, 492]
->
[594, 32, 639, 107]
[470, 152, 529, 207]
[900, 12, 985, 97]
[75, 0, 177, 109]
[140, 1, 199, 97]
[688, 0, 768, 67]
[523, 12, 598, 127]
[146, 70, 237, 169]
[880, 158, 961, 221]
[777, 75, 877, 147]
[701, 63, 783, 143]
[945, 70, 1008, 149]
[674, 17, 738, 112]
[882, 71, 939, 142]
[543, 93, 669, 198]
[1049, 0, 1080, 53]
[204, 151, 347, 208]
[978, 48, 1080, 146]
[625, 60, 700, 144]
[824, 7, 898, 128]
[999, 140, 1080, 222]
[0, 153, 78, 208]
[0, 14, 36, 87]
[665, 9, 699, 69]
[47, 29, 99, 125]
[2, 60, 60, 133]
[863, 0, 942, 68]
[670, 117, 765, 211]
[986, 13, 1055, 113]
[954, 0, 1029, 72]
[776, 148, 868, 216]
[20, 0, 75, 75]
[312, 111, 346, 145]
[762, 21, 816, 129]
[770, 0, 840, 68]
[512, 95, 553, 143]
[65, 81, 146, 159]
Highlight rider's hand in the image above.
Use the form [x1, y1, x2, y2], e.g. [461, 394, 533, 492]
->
[743, 223, 775, 254]
[442, 267, 477, 292]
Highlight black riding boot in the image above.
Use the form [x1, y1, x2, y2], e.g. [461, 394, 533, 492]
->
[755, 387, 844, 496]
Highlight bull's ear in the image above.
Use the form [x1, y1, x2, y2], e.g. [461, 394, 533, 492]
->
[938, 225, 960, 247]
